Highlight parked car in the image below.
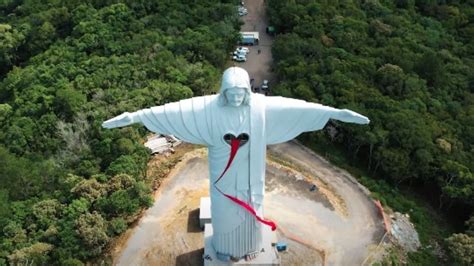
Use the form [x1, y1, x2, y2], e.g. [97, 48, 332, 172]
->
[238, 6, 248, 16]
[233, 50, 247, 56]
[239, 32, 259, 45]
[261, 80, 269, 90]
[235, 47, 250, 54]
[232, 54, 246, 62]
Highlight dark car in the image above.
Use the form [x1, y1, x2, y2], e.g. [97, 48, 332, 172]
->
[261, 80, 269, 90]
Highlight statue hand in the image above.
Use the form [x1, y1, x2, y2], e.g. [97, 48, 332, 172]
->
[338, 109, 370, 124]
[102, 112, 135, 129]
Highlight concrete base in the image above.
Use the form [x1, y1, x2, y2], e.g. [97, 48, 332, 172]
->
[203, 223, 280, 266]
[199, 197, 211, 229]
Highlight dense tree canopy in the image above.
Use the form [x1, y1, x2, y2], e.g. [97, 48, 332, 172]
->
[1, 0, 473, 264]
[0, 0, 241, 264]
[268, 0, 473, 264]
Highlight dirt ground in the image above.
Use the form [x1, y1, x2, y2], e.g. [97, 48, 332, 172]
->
[267, 142, 386, 266]
[112, 142, 385, 266]
[111, 149, 210, 266]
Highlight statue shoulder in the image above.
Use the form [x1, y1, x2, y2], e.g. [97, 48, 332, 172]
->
[264, 96, 308, 110]
[150, 95, 218, 114]
[165, 95, 218, 107]
[175, 95, 218, 111]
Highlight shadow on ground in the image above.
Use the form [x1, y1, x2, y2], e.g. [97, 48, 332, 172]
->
[187, 208, 202, 233]
[176, 248, 204, 266]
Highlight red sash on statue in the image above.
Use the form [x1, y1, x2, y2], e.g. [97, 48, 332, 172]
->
[214, 136, 276, 231]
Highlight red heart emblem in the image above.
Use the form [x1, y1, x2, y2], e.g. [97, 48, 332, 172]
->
[223, 133, 249, 147]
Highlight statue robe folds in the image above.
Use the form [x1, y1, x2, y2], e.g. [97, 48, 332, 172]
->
[136, 93, 335, 257]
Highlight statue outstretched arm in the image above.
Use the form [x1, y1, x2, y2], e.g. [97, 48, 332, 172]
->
[101, 96, 215, 145]
[329, 108, 370, 125]
[102, 111, 141, 129]
[265, 96, 370, 145]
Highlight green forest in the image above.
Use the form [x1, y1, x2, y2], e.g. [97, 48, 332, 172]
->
[0, 0, 473, 265]
[0, 0, 240, 264]
[268, 0, 473, 264]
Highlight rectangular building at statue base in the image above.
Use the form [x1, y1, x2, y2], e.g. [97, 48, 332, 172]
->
[203, 223, 280, 266]
[199, 197, 211, 229]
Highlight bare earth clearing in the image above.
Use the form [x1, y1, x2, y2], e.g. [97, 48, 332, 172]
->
[112, 142, 384, 266]
[268, 142, 385, 265]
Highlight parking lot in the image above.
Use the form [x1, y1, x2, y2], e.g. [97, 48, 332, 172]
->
[231, 0, 274, 95]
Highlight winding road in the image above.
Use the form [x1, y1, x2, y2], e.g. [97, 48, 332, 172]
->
[267, 142, 385, 265]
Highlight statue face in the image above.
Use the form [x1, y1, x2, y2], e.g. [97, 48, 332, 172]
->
[225, 87, 246, 107]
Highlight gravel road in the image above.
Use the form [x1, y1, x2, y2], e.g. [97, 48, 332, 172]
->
[235, 0, 274, 92]
[268, 142, 385, 265]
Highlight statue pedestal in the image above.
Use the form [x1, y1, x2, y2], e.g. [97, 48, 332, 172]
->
[200, 197, 211, 229]
[203, 224, 280, 265]
[202, 211, 280, 265]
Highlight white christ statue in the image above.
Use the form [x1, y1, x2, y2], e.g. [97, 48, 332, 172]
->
[102, 67, 369, 262]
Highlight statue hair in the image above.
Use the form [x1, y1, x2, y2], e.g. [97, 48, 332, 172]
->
[217, 67, 252, 106]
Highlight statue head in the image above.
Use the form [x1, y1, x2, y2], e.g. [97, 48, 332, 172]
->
[218, 67, 252, 107]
